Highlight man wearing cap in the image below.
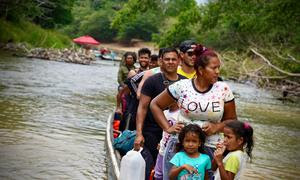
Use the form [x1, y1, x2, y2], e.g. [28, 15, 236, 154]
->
[134, 48, 186, 180]
[177, 40, 197, 79]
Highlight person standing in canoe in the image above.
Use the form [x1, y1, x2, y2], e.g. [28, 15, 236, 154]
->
[213, 120, 254, 180]
[133, 48, 186, 180]
[127, 48, 151, 78]
[169, 124, 211, 180]
[177, 40, 197, 79]
[150, 44, 237, 178]
[117, 52, 137, 89]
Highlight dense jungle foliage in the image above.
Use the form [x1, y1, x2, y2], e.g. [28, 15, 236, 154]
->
[1, 0, 299, 50]
[0, 0, 299, 89]
[0, 0, 73, 48]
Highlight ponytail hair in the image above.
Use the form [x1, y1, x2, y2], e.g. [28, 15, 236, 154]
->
[225, 120, 254, 159]
[193, 44, 219, 70]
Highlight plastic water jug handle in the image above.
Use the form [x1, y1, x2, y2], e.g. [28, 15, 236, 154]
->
[133, 147, 143, 153]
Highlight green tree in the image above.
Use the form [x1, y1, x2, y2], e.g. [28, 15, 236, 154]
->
[62, 0, 122, 42]
[111, 0, 163, 42]
[115, 10, 160, 42]
[33, 0, 75, 28]
[164, 0, 196, 17]
[79, 10, 117, 42]
[0, 0, 75, 28]
[153, 4, 200, 47]
[197, 0, 300, 49]
[0, 0, 41, 22]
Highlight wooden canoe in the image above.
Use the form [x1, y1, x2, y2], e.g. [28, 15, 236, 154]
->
[105, 113, 121, 180]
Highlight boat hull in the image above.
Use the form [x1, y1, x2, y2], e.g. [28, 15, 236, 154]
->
[105, 113, 120, 180]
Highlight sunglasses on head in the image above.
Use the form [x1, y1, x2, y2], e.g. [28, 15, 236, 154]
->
[186, 51, 195, 57]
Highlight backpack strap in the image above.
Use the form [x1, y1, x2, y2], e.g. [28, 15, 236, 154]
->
[161, 72, 181, 88]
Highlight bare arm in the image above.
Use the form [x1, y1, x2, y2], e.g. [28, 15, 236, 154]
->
[133, 94, 151, 150]
[150, 90, 175, 131]
[169, 165, 198, 180]
[203, 100, 237, 136]
[150, 90, 184, 134]
[211, 158, 218, 171]
[169, 166, 185, 180]
[217, 163, 235, 180]
[222, 100, 237, 121]
[127, 69, 137, 79]
[204, 170, 210, 180]
[213, 144, 235, 180]
[212, 142, 225, 171]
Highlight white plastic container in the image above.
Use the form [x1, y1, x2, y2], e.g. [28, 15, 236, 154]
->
[119, 148, 145, 180]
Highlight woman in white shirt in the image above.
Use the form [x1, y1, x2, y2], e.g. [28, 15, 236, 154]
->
[150, 44, 237, 160]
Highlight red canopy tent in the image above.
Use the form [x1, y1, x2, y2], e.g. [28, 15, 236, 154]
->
[73, 35, 100, 45]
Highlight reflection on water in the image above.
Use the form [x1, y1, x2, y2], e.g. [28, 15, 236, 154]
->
[0, 55, 299, 179]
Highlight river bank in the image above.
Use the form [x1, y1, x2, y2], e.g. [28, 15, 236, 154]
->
[0, 42, 95, 65]
[100, 42, 300, 100]
[220, 48, 300, 100]
[1, 41, 299, 101]
[0, 41, 158, 65]
[100, 41, 159, 54]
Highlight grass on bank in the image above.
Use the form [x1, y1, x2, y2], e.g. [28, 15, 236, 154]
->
[0, 19, 71, 49]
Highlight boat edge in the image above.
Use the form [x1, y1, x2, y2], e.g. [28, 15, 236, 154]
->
[105, 113, 120, 179]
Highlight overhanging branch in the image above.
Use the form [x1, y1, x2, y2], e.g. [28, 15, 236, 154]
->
[250, 48, 300, 77]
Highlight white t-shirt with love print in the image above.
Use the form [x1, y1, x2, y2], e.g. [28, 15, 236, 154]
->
[167, 79, 234, 147]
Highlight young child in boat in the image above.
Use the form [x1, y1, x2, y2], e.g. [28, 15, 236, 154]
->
[169, 124, 211, 180]
[213, 120, 254, 180]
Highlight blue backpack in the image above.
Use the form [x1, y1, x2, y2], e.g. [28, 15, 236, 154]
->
[113, 130, 136, 155]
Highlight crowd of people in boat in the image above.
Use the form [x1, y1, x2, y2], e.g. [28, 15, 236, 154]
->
[115, 40, 254, 180]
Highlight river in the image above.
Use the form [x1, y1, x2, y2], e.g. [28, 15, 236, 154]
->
[0, 54, 299, 179]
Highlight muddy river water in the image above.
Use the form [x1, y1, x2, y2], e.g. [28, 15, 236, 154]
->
[0, 54, 299, 179]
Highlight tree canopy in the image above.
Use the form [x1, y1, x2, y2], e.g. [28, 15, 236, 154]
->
[1, 0, 299, 51]
[195, 0, 300, 50]
[0, 0, 74, 28]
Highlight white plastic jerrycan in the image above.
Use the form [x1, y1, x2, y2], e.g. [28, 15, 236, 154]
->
[119, 148, 145, 180]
